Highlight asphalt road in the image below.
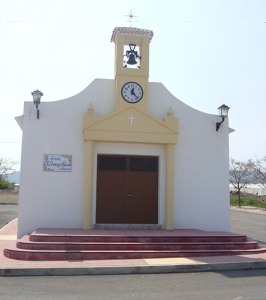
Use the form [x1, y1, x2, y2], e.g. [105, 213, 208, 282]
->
[0, 204, 18, 229]
[0, 269, 266, 300]
[230, 209, 266, 246]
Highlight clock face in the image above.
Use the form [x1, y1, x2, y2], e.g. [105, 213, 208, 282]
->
[121, 82, 143, 103]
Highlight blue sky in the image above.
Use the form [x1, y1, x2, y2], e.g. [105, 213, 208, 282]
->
[1, 0, 265, 169]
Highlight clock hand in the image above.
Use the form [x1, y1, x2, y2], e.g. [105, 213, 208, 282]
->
[131, 88, 138, 98]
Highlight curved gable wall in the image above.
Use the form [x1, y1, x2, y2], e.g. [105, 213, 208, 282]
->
[17, 79, 230, 237]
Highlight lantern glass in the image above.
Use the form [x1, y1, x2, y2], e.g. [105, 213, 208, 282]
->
[218, 104, 230, 118]
[31, 90, 43, 105]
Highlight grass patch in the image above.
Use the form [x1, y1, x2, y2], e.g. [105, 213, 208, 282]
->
[230, 193, 266, 208]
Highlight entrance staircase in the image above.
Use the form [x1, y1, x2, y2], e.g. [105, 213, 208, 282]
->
[4, 228, 266, 261]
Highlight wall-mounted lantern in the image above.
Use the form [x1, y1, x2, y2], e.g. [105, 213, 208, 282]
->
[31, 90, 43, 119]
[216, 104, 230, 131]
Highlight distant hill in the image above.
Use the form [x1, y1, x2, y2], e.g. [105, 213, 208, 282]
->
[5, 171, 20, 184]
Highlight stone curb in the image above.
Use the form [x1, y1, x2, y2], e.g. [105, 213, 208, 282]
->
[2, 260, 266, 277]
[230, 206, 266, 216]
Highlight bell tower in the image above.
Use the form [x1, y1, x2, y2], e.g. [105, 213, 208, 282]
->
[83, 27, 178, 230]
[111, 27, 154, 112]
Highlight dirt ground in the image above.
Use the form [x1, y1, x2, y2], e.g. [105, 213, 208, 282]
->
[0, 190, 19, 204]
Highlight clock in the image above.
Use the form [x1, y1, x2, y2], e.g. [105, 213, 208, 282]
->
[121, 82, 143, 103]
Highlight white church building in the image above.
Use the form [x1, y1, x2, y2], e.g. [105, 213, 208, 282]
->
[16, 27, 231, 238]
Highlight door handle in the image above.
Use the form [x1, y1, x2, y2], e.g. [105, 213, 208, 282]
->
[128, 194, 132, 198]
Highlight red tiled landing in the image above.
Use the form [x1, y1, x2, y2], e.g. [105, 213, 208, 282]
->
[4, 228, 266, 261]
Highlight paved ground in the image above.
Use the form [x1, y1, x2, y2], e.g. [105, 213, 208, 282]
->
[230, 206, 266, 247]
[1, 269, 266, 300]
[0, 206, 266, 276]
[0, 204, 18, 228]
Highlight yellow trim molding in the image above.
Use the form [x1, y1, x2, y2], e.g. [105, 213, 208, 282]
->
[83, 104, 178, 229]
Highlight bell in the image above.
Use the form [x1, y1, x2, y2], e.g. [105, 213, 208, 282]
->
[127, 53, 137, 65]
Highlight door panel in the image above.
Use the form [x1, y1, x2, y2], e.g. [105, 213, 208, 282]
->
[96, 155, 158, 224]
[128, 171, 158, 224]
[96, 170, 127, 223]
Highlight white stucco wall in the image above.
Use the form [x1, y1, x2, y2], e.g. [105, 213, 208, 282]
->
[17, 79, 230, 237]
[149, 83, 230, 231]
[17, 79, 115, 237]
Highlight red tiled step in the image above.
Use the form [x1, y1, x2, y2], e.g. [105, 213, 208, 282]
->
[17, 236, 259, 251]
[5, 228, 266, 261]
[4, 246, 266, 261]
[29, 231, 248, 244]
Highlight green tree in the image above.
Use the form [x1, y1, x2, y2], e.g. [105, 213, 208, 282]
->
[248, 156, 266, 187]
[229, 158, 253, 207]
[0, 158, 19, 190]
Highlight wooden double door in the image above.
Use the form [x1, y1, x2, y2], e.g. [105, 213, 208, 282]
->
[96, 155, 158, 224]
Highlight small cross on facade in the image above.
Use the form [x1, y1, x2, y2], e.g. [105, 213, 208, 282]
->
[128, 114, 136, 127]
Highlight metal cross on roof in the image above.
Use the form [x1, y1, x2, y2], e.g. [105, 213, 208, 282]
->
[124, 9, 137, 27]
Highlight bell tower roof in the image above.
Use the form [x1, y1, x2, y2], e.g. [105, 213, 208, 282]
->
[111, 27, 154, 43]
